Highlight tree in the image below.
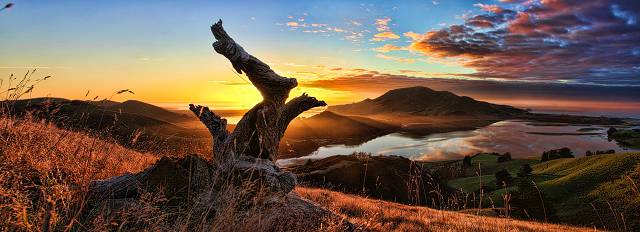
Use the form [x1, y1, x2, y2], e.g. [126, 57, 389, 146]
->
[510, 177, 558, 222]
[189, 20, 327, 162]
[88, 20, 327, 200]
[517, 164, 533, 177]
[495, 169, 513, 188]
[497, 152, 512, 163]
[541, 147, 574, 162]
[462, 155, 472, 168]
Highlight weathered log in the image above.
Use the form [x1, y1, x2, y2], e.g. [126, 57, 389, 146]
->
[88, 155, 295, 201]
[86, 21, 331, 229]
[196, 19, 326, 162]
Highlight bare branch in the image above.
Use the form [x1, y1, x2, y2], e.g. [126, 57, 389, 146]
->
[210, 20, 296, 105]
[279, 93, 327, 134]
[189, 104, 229, 158]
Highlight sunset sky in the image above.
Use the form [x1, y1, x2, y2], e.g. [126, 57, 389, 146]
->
[1, 0, 639, 116]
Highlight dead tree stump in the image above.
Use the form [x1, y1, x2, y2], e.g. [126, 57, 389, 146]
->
[88, 19, 325, 202]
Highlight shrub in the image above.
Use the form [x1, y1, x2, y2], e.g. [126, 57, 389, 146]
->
[510, 177, 558, 222]
[541, 147, 574, 162]
[497, 152, 512, 163]
[517, 164, 533, 177]
[462, 155, 472, 168]
[495, 169, 513, 188]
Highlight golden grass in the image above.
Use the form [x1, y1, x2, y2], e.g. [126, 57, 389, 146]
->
[0, 116, 344, 231]
[0, 114, 604, 231]
[0, 116, 158, 230]
[296, 187, 595, 232]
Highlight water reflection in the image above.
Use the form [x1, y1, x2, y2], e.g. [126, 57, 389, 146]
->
[278, 120, 638, 166]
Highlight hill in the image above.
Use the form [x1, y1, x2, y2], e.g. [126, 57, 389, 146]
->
[106, 100, 191, 123]
[532, 153, 640, 229]
[279, 111, 398, 159]
[5, 98, 210, 155]
[284, 111, 397, 140]
[446, 153, 640, 230]
[329, 86, 525, 118]
[288, 153, 450, 206]
[0, 115, 592, 231]
[297, 187, 589, 231]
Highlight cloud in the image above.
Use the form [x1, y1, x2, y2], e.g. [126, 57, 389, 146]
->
[286, 21, 303, 27]
[372, 31, 401, 41]
[405, 0, 640, 86]
[375, 54, 415, 63]
[373, 44, 405, 53]
[282, 16, 366, 42]
[375, 18, 392, 32]
[403, 31, 423, 40]
[474, 3, 506, 13]
[371, 17, 400, 41]
[299, 68, 640, 103]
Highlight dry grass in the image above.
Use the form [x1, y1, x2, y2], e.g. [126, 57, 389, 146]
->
[296, 187, 595, 232]
[0, 116, 158, 230]
[0, 115, 349, 231]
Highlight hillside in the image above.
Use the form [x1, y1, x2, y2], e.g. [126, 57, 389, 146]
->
[279, 111, 398, 158]
[329, 86, 525, 118]
[532, 153, 640, 229]
[107, 100, 191, 123]
[0, 115, 593, 231]
[288, 154, 450, 206]
[5, 98, 210, 155]
[446, 153, 640, 230]
[284, 111, 397, 139]
[296, 187, 589, 231]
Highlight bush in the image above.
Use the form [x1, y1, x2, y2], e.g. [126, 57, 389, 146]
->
[517, 164, 533, 177]
[541, 147, 574, 162]
[510, 177, 558, 222]
[497, 152, 512, 163]
[586, 149, 615, 156]
[495, 169, 513, 188]
[462, 155, 472, 168]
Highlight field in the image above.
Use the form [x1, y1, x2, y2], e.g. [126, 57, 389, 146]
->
[0, 115, 601, 231]
[296, 187, 589, 231]
[446, 152, 640, 230]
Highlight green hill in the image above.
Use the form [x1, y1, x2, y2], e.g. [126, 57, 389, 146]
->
[447, 153, 640, 230]
[532, 153, 640, 229]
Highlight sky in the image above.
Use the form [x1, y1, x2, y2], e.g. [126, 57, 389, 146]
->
[1, 0, 639, 116]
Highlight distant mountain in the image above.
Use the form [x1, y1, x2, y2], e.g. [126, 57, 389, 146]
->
[5, 98, 210, 155]
[279, 111, 398, 159]
[285, 111, 397, 140]
[107, 100, 190, 123]
[329, 86, 526, 117]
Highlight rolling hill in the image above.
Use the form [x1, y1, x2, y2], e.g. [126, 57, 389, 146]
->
[279, 111, 398, 159]
[5, 98, 210, 155]
[1, 114, 591, 231]
[446, 152, 640, 230]
[106, 100, 191, 123]
[329, 86, 526, 118]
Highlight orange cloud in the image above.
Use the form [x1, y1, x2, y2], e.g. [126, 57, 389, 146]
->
[474, 3, 505, 13]
[373, 44, 404, 53]
[375, 54, 414, 63]
[372, 31, 400, 41]
[375, 18, 392, 32]
[403, 31, 423, 41]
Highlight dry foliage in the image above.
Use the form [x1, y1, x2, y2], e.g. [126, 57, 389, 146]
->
[296, 187, 594, 232]
[0, 116, 158, 230]
[0, 116, 348, 231]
